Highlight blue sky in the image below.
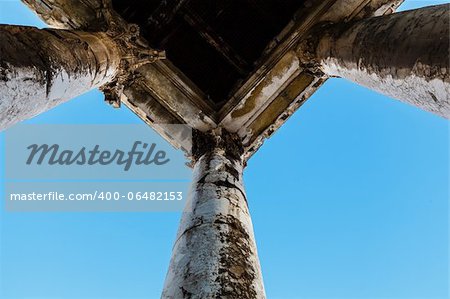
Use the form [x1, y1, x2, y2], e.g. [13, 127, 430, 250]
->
[0, 1, 448, 298]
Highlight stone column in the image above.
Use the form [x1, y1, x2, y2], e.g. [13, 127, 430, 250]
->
[162, 130, 265, 299]
[0, 25, 122, 130]
[301, 4, 450, 118]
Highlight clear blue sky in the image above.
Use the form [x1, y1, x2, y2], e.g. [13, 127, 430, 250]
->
[0, 1, 448, 298]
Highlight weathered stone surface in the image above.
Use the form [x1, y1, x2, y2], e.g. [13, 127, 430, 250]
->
[0, 25, 121, 130]
[162, 130, 265, 299]
[305, 4, 450, 118]
[22, 0, 103, 30]
[220, 0, 405, 159]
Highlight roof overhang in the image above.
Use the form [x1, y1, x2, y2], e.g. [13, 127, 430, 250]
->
[22, 0, 404, 159]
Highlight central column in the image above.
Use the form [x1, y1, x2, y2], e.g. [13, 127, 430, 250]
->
[162, 130, 265, 299]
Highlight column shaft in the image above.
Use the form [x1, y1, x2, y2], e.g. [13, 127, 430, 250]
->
[315, 4, 450, 118]
[0, 25, 122, 129]
[162, 132, 265, 299]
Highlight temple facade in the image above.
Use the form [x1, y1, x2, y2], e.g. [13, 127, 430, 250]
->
[0, 1, 448, 298]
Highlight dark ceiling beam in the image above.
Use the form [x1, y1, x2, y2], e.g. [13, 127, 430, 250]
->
[145, 0, 191, 36]
[182, 8, 250, 75]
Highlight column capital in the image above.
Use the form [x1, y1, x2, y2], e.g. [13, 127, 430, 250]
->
[191, 128, 244, 163]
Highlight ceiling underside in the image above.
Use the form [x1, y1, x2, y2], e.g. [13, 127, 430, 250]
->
[112, 0, 307, 108]
[21, 0, 403, 159]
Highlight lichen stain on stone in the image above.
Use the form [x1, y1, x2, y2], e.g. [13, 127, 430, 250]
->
[0, 61, 10, 82]
[248, 72, 315, 139]
[214, 215, 257, 299]
[230, 53, 298, 119]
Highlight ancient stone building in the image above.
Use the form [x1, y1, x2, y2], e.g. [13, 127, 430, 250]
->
[0, 0, 448, 298]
